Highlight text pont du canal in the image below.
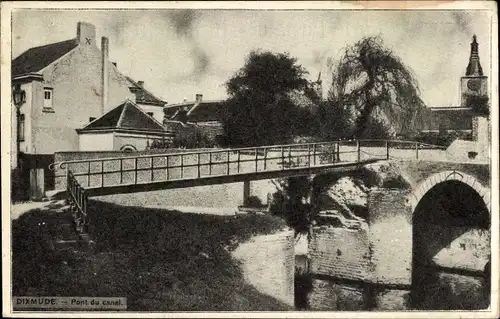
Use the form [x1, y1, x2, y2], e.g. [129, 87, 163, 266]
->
[13, 297, 126, 309]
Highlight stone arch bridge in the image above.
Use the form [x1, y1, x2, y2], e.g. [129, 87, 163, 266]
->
[308, 159, 491, 311]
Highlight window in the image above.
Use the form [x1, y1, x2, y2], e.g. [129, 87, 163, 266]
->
[18, 114, 25, 142]
[146, 112, 154, 117]
[43, 88, 53, 109]
[89, 117, 96, 122]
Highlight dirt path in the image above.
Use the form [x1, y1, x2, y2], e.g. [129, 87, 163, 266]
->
[10, 201, 51, 220]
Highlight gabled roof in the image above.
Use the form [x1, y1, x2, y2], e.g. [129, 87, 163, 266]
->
[126, 77, 166, 106]
[165, 99, 225, 123]
[12, 39, 78, 78]
[78, 100, 167, 133]
[186, 100, 224, 122]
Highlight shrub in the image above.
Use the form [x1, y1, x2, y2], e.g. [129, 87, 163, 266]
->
[11, 168, 29, 202]
[464, 95, 489, 116]
[269, 176, 313, 237]
[245, 195, 263, 207]
[172, 126, 214, 148]
[381, 175, 411, 189]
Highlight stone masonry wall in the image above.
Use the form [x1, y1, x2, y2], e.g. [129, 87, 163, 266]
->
[309, 182, 490, 311]
[309, 189, 413, 286]
[308, 190, 413, 310]
[309, 226, 371, 281]
[367, 189, 413, 286]
[231, 229, 295, 306]
[309, 279, 366, 311]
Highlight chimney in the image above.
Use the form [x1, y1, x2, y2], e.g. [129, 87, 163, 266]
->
[101, 37, 109, 115]
[77, 22, 96, 46]
[195, 94, 203, 104]
[138, 81, 144, 88]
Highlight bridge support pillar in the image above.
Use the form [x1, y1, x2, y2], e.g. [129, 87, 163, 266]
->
[243, 180, 251, 206]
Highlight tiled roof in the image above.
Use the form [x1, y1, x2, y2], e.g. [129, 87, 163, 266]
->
[186, 101, 224, 122]
[419, 107, 474, 131]
[165, 100, 225, 123]
[126, 77, 166, 106]
[79, 100, 166, 133]
[12, 39, 78, 77]
[164, 103, 190, 119]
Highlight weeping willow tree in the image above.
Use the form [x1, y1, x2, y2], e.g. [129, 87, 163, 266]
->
[329, 36, 429, 139]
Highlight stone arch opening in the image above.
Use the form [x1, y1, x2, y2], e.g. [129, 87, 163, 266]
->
[120, 145, 137, 152]
[410, 179, 490, 310]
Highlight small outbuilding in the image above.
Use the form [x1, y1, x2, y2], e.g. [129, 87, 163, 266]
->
[76, 99, 174, 151]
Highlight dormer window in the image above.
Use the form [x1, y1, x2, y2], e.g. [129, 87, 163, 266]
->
[43, 88, 53, 110]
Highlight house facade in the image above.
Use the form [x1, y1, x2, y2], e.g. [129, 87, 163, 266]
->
[11, 21, 169, 199]
[126, 77, 166, 123]
[12, 22, 135, 156]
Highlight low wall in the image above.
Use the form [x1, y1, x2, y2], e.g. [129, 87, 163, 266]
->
[232, 229, 295, 307]
[95, 182, 245, 209]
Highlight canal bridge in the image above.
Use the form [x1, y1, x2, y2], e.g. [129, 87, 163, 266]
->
[51, 138, 492, 310]
[51, 139, 490, 233]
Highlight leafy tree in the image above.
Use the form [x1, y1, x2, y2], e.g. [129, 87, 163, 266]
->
[171, 126, 213, 148]
[328, 36, 429, 139]
[465, 95, 489, 116]
[269, 176, 314, 237]
[222, 50, 313, 147]
[150, 125, 214, 149]
[316, 98, 353, 140]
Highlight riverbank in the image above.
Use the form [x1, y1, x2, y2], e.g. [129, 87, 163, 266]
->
[11, 200, 291, 311]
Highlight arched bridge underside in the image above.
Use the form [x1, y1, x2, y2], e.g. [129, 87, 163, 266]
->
[361, 161, 491, 310]
[409, 170, 491, 214]
[410, 172, 491, 310]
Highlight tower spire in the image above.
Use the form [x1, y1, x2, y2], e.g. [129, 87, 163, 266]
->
[466, 34, 483, 76]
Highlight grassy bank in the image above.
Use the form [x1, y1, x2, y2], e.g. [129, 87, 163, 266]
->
[12, 200, 290, 311]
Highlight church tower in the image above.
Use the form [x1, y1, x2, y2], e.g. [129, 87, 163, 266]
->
[460, 35, 488, 106]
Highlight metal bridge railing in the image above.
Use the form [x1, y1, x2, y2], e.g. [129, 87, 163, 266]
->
[53, 141, 350, 189]
[67, 170, 89, 234]
[56, 139, 447, 236]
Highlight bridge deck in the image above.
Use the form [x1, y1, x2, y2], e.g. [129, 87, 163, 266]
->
[57, 140, 448, 232]
[56, 140, 447, 195]
[84, 159, 378, 197]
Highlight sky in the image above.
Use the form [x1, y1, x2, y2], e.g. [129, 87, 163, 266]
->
[12, 8, 492, 107]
